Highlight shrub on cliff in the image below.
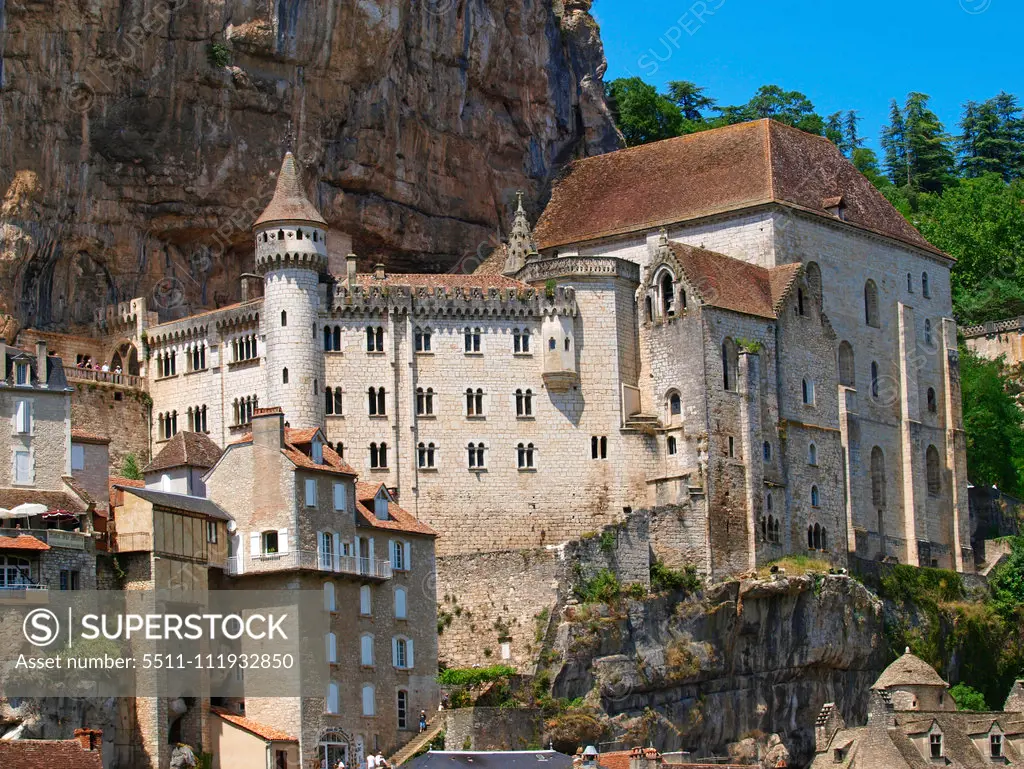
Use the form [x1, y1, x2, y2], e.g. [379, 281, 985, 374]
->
[120, 452, 143, 480]
[650, 560, 700, 595]
[950, 683, 988, 711]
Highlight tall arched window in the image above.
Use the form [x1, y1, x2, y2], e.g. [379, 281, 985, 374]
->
[722, 338, 738, 392]
[838, 341, 855, 387]
[667, 436, 677, 455]
[808, 442, 817, 466]
[871, 447, 886, 508]
[864, 280, 879, 327]
[927, 387, 937, 413]
[871, 361, 880, 398]
[802, 378, 815, 405]
[811, 485, 820, 507]
[924, 319, 932, 346]
[282, 368, 289, 384]
[922, 272, 930, 298]
[805, 261, 822, 299]
[281, 310, 287, 327]
[926, 445, 941, 495]
[660, 272, 675, 317]
[907, 273, 913, 292]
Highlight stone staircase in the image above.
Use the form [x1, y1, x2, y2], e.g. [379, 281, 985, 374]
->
[388, 719, 444, 767]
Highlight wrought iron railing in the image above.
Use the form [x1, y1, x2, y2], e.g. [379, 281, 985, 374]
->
[225, 550, 392, 579]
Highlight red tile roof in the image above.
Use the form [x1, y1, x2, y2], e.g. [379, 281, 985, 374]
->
[597, 751, 632, 769]
[668, 241, 799, 319]
[0, 488, 90, 513]
[71, 429, 110, 444]
[535, 119, 945, 258]
[253, 152, 327, 227]
[355, 482, 437, 536]
[211, 707, 297, 742]
[0, 534, 50, 551]
[232, 427, 359, 477]
[143, 431, 223, 474]
[0, 737, 103, 768]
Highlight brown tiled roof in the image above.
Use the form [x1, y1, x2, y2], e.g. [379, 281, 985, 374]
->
[355, 482, 437, 536]
[253, 152, 327, 227]
[597, 751, 631, 769]
[873, 649, 948, 690]
[109, 476, 145, 508]
[0, 534, 51, 551]
[0, 488, 89, 513]
[472, 244, 510, 276]
[354, 272, 526, 290]
[0, 737, 103, 768]
[71, 429, 110, 444]
[62, 475, 94, 507]
[535, 119, 945, 258]
[143, 431, 223, 474]
[668, 241, 799, 319]
[211, 707, 297, 742]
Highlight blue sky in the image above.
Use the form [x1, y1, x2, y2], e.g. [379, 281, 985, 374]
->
[593, 0, 1022, 153]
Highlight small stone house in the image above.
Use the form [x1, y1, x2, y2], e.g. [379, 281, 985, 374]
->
[209, 706, 299, 769]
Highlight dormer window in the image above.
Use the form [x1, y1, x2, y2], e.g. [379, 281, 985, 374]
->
[312, 437, 324, 464]
[991, 733, 1003, 758]
[375, 491, 389, 521]
[930, 733, 942, 759]
[15, 362, 29, 386]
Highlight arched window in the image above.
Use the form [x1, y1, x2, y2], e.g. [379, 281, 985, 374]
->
[333, 326, 341, 350]
[517, 442, 536, 469]
[821, 527, 828, 551]
[669, 392, 681, 417]
[282, 368, 288, 384]
[761, 515, 768, 542]
[927, 387, 937, 413]
[564, 337, 570, 351]
[296, 229, 303, 240]
[808, 442, 817, 466]
[871, 361, 880, 398]
[864, 280, 879, 327]
[763, 442, 772, 461]
[796, 287, 806, 316]
[516, 389, 533, 417]
[281, 310, 287, 327]
[667, 436, 677, 455]
[772, 517, 780, 544]
[922, 272, 930, 298]
[871, 447, 886, 508]
[838, 341, 855, 387]
[722, 338, 738, 392]
[467, 443, 486, 469]
[395, 586, 408, 619]
[806, 261, 822, 299]
[513, 328, 530, 354]
[924, 318, 933, 347]
[277, 229, 284, 240]
[808, 525, 814, 549]
[660, 272, 674, 317]
[813, 523, 822, 549]
[926, 445, 941, 495]
[548, 337, 557, 351]
[417, 442, 436, 469]
[811, 485, 820, 508]
[323, 326, 333, 351]
[466, 388, 484, 417]
[362, 684, 376, 716]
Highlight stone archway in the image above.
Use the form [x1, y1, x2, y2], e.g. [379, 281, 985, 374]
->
[110, 341, 140, 376]
[317, 728, 354, 769]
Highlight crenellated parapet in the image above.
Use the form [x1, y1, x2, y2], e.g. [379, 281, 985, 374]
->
[93, 297, 152, 337]
[146, 300, 262, 347]
[514, 255, 641, 286]
[328, 283, 577, 320]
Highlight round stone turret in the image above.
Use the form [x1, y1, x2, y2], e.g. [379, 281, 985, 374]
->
[254, 152, 327, 429]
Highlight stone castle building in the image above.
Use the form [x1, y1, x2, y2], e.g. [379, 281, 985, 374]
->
[27, 119, 972, 577]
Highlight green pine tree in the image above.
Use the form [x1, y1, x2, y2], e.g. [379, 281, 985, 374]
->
[604, 78, 684, 146]
[121, 453, 144, 480]
[903, 92, 956, 193]
[881, 99, 909, 186]
[666, 80, 716, 122]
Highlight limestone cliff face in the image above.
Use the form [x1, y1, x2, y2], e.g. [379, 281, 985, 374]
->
[551, 576, 886, 767]
[0, 0, 619, 331]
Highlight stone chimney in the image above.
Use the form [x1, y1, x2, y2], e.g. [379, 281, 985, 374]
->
[251, 407, 285, 451]
[346, 254, 359, 290]
[74, 728, 103, 757]
[373, 263, 386, 280]
[866, 689, 895, 728]
[36, 340, 47, 387]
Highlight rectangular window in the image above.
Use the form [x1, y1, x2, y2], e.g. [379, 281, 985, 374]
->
[397, 690, 408, 730]
[333, 482, 347, 511]
[206, 521, 218, 544]
[362, 685, 375, 717]
[71, 444, 85, 471]
[14, 400, 31, 434]
[305, 478, 317, 507]
[360, 585, 372, 616]
[15, 363, 29, 386]
[391, 540, 407, 571]
[930, 734, 942, 759]
[261, 531, 279, 555]
[14, 450, 31, 484]
[728, 437, 735, 458]
[991, 734, 1002, 758]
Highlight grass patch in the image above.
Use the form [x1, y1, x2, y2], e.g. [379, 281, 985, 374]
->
[756, 555, 832, 578]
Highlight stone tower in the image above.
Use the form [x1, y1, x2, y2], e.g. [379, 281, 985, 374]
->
[502, 192, 539, 275]
[254, 152, 328, 428]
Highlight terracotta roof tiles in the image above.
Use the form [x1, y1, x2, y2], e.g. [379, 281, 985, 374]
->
[253, 152, 327, 227]
[535, 119, 945, 258]
[0, 534, 51, 551]
[71, 429, 110, 444]
[231, 427, 358, 477]
[0, 488, 89, 513]
[354, 272, 526, 290]
[211, 707, 297, 742]
[355, 482, 437, 536]
[0, 737, 103, 768]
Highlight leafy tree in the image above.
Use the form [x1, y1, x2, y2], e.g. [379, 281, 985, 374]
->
[960, 93, 1024, 181]
[604, 77, 683, 146]
[852, 147, 888, 188]
[666, 80, 716, 122]
[121, 453, 144, 480]
[826, 110, 864, 156]
[950, 682, 988, 711]
[991, 536, 1024, 622]
[958, 347, 1024, 497]
[718, 85, 825, 135]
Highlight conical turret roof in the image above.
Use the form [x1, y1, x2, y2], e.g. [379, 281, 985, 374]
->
[872, 648, 948, 690]
[254, 152, 327, 227]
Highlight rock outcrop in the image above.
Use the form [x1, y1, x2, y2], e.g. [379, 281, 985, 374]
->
[0, 0, 619, 329]
[550, 575, 887, 767]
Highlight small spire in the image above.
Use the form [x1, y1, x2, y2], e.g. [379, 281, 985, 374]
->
[503, 193, 539, 276]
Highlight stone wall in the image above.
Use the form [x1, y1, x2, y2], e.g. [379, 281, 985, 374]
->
[443, 707, 543, 751]
[70, 380, 150, 470]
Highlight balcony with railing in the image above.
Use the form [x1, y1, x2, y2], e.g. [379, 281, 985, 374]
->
[224, 550, 392, 580]
[64, 365, 145, 390]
